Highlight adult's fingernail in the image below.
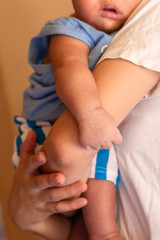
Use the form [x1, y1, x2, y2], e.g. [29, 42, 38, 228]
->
[78, 198, 88, 207]
[53, 174, 65, 184]
[76, 183, 87, 193]
[36, 154, 45, 163]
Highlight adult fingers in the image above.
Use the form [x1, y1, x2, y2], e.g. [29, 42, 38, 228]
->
[20, 131, 37, 163]
[22, 151, 47, 175]
[31, 172, 66, 190]
[39, 181, 87, 203]
[45, 197, 87, 215]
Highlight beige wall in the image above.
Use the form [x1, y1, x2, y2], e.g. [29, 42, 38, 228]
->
[0, 1, 73, 239]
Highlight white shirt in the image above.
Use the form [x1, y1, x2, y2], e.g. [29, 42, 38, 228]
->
[100, 0, 160, 73]
[99, 1, 160, 239]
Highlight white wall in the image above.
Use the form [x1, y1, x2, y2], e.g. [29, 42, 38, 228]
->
[0, 1, 73, 239]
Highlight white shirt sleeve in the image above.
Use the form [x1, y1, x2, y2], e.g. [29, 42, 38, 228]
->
[99, 0, 160, 72]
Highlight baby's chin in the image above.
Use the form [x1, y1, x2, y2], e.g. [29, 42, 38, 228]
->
[95, 22, 123, 34]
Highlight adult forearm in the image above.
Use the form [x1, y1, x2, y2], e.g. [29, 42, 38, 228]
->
[93, 59, 160, 126]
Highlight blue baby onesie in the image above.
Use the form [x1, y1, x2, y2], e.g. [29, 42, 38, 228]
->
[22, 17, 113, 121]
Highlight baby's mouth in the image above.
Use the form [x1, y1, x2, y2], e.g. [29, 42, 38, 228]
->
[103, 7, 117, 13]
[100, 4, 121, 19]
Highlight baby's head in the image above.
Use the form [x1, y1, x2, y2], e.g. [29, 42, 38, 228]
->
[72, 0, 142, 33]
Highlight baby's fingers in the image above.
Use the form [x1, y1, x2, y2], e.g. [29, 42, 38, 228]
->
[112, 129, 123, 145]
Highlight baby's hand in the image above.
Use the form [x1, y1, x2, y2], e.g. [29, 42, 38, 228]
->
[78, 107, 122, 150]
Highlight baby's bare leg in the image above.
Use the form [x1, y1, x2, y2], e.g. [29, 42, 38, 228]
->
[83, 179, 125, 240]
[41, 109, 96, 185]
[40, 110, 96, 217]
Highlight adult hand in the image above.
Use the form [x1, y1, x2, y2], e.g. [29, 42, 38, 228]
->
[8, 131, 87, 231]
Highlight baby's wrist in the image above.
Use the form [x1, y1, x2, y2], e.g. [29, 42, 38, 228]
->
[77, 104, 104, 123]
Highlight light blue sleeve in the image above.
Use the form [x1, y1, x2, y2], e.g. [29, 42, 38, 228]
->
[28, 17, 111, 65]
[42, 17, 96, 47]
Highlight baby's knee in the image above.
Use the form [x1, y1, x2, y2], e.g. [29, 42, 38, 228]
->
[53, 141, 73, 169]
[43, 135, 78, 172]
[42, 132, 94, 184]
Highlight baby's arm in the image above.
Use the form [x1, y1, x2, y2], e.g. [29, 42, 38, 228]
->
[49, 35, 122, 150]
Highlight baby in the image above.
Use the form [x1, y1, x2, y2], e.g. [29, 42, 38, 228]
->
[13, 0, 142, 239]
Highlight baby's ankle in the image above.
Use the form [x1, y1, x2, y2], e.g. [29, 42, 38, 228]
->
[89, 231, 125, 240]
